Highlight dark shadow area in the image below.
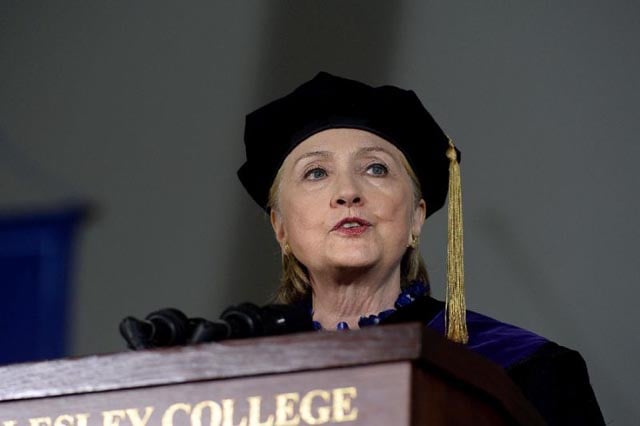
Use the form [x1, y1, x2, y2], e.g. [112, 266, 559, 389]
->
[227, 1, 405, 304]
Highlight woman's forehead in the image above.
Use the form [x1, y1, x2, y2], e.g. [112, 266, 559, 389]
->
[284, 128, 406, 166]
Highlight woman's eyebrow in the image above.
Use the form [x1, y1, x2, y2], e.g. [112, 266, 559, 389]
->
[357, 146, 394, 158]
[293, 151, 332, 166]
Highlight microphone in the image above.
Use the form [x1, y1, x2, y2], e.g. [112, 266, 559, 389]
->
[216, 302, 312, 340]
[120, 303, 313, 350]
[119, 308, 190, 350]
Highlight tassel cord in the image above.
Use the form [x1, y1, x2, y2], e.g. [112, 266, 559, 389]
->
[445, 139, 468, 344]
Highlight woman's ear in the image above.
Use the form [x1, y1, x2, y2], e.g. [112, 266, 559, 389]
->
[270, 209, 287, 250]
[411, 199, 427, 238]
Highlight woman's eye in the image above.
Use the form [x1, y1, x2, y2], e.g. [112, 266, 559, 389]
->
[304, 167, 327, 180]
[366, 163, 388, 176]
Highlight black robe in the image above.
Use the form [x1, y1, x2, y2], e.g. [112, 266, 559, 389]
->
[381, 296, 605, 425]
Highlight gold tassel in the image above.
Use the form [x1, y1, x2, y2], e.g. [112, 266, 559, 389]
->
[445, 139, 469, 344]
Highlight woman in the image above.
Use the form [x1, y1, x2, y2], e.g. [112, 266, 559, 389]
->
[238, 72, 604, 425]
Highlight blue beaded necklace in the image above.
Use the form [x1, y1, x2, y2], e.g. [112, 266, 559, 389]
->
[311, 281, 429, 331]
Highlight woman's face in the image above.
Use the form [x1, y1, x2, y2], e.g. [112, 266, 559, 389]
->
[271, 128, 426, 280]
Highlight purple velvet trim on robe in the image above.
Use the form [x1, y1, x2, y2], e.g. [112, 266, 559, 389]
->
[427, 310, 549, 369]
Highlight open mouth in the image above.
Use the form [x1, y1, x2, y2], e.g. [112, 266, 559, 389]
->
[332, 217, 372, 235]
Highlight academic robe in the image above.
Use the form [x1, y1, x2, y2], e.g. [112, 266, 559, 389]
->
[381, 295, 605, 425]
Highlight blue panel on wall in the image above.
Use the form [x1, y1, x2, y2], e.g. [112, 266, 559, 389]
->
[0, 206, 85, 365]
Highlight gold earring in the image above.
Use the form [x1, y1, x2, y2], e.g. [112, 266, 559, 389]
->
[283, 242, 291, 255]
[408, 234, 418, 249]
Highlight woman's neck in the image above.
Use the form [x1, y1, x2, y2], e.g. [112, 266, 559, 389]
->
[309, 265, 402, 329]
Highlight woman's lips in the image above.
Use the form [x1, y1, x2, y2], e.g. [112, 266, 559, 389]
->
[331, 217, 372, 236]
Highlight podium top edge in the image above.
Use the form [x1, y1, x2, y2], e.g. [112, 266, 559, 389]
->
[0, 322, 428, 402]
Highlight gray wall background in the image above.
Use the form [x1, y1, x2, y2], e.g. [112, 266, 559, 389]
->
[1, 1, 638, 423]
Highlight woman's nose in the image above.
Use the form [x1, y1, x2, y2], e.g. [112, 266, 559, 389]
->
[331, 175, 364, 208]
[334, 195, 362, 207]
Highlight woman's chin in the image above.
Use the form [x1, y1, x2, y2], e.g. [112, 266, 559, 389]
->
[324, 253, 381, 272]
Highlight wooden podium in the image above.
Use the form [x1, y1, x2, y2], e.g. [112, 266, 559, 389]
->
[0, 323, 544, 425]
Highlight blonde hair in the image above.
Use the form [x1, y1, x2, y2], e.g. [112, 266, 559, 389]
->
[268, 154, 429, 304]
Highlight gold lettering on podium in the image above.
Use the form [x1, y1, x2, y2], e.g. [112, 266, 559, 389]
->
[247, 396, 274, 426]
[1, 385, 360, 425]
[75, 415, 89, 426]
[221, 399, 248, 426]
[52, 415, 73, 426]
[191, 401, 223, 426]
[125, 408, 153, 426]
[101, 410, 126, 426]
[15, 414, 90, 426]
[300, 390, 331, 425]
[331, 387, 358, 422]
[161, 403, 191, 426]
[274, 393, 299, 426]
